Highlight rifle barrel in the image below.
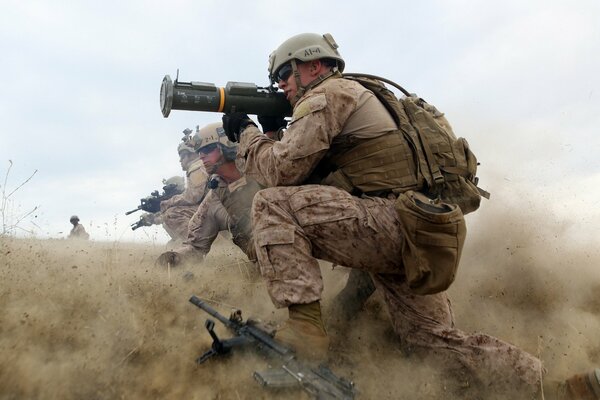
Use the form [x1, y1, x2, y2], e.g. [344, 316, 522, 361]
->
[189, 296, 234, 328]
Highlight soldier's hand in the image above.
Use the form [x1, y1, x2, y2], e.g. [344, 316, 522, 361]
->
[258, 115, 287, 134]
[140, 213, 155, 226]
[156, 251, 182, 267]
[222, 112, 256, 142]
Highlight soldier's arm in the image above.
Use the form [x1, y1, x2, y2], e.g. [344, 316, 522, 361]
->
[160, 194, 177, 211]
[180, 160, 209, 205]
[238, 86, 356, 187]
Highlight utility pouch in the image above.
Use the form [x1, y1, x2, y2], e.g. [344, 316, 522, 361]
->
[320, 169, 355, 193]
[394, 191, 466, 295]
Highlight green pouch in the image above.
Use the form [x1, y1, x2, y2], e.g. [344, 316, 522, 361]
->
[394, 191, 466, 295]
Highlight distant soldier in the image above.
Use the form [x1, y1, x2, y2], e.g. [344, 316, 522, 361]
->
[159, 129, 209, 243]
[68, 215, 89, 240]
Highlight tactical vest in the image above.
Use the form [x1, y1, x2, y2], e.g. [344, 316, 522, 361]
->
[321, 75, 489, 214]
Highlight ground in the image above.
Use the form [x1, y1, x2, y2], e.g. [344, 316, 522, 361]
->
[0, 216, 598, 399]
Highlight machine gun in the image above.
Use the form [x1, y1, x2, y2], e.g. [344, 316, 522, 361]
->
[160, 73, 292, 118]
[189, 295, 356, 400]
[125, 183, 183, 216]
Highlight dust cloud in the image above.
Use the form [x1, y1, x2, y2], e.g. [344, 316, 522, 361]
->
[1, 194, 598, 399]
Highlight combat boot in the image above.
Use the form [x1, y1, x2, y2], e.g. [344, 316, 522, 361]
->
[328, 269, 375, 326]
[156, 245, 204, 267]
[275, 301, 330, 361]
[546, 369, 600, 400]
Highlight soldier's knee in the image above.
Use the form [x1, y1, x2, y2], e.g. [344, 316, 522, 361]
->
[252, 187, 289, 217]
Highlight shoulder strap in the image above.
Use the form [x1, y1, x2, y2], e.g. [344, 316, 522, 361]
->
[343, 73, 411, 97]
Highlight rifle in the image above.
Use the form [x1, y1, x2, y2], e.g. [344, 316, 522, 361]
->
[125, 183, 183, 216]
[130, 214, 154, 231]
[189, 295, 356, 400]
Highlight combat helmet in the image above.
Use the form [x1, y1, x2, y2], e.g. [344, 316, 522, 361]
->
[190, 122, 237, 158]
[70, 215, 80, 223]
[162, 176, 185, 192]
[177, 128, 195, 154]
[268, 33, 345, 84]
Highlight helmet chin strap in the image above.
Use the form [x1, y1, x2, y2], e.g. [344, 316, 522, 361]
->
[289, 59, 341, 105]
[290, 59, 304, 105]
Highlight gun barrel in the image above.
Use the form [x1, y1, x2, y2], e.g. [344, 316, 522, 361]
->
[125, 207, 141, 215]
[189, 295, 234, 328]
[161, 75, 292, 118]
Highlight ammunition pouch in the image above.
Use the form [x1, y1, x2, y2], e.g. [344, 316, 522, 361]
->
[394, 191, 466, 295]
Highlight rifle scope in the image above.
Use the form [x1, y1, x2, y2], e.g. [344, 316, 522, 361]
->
[160, 75, 292, 118]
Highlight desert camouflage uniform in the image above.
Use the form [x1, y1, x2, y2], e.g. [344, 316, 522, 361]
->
[68, 224, 89, 240]
[160, 159, 208, 240]
[184, 175, 262, 260]
[238, 75, 543, 396]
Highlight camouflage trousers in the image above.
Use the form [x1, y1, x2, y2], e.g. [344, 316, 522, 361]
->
[186, 194, 230, 255]
[161, 205, 198, 241]
[251, 185, 543, 397]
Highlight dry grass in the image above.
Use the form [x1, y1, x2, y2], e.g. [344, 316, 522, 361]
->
[0, 204, 598, 399]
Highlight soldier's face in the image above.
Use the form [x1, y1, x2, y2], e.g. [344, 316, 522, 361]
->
[277, 62, 313, 102]
[198, 146, 222, 174]
[179, 152, 196, 171]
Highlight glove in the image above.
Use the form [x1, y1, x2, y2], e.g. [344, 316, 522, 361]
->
[257, 115, 287, 133]
[222, 112, 255, 142]
[139, 213, 156, 226]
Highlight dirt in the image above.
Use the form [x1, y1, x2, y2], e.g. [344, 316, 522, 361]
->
[1, 207, 598, 399]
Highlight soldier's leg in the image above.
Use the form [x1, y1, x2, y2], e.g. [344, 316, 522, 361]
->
[157, 196, 228, 266]
[252, 185, 402, 358]
[372, 273, 543, 398]
[161, 205, 198, 241]
[327, 269, 376, 325]
[252, 185, 402, 308]
[252, 185, 543, 395]
[185, 194, 229, 254]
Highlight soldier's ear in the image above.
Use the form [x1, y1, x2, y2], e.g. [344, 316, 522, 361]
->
[310, 60, 320, 73]
[308, 60, 322, 77]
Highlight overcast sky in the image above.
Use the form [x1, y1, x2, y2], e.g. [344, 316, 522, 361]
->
[1, 0, 598, 244]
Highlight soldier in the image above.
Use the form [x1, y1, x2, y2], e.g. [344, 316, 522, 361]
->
[68, 215, 89, 240]
[157, 122, 262, 266]
[159, 129, 209, 243]
[220, 33, 598, 399]
[135, 176, 185, 229]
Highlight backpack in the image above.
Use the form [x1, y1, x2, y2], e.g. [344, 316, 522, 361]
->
[342, 73, 490, 294]
[344, 73, 490, 214]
